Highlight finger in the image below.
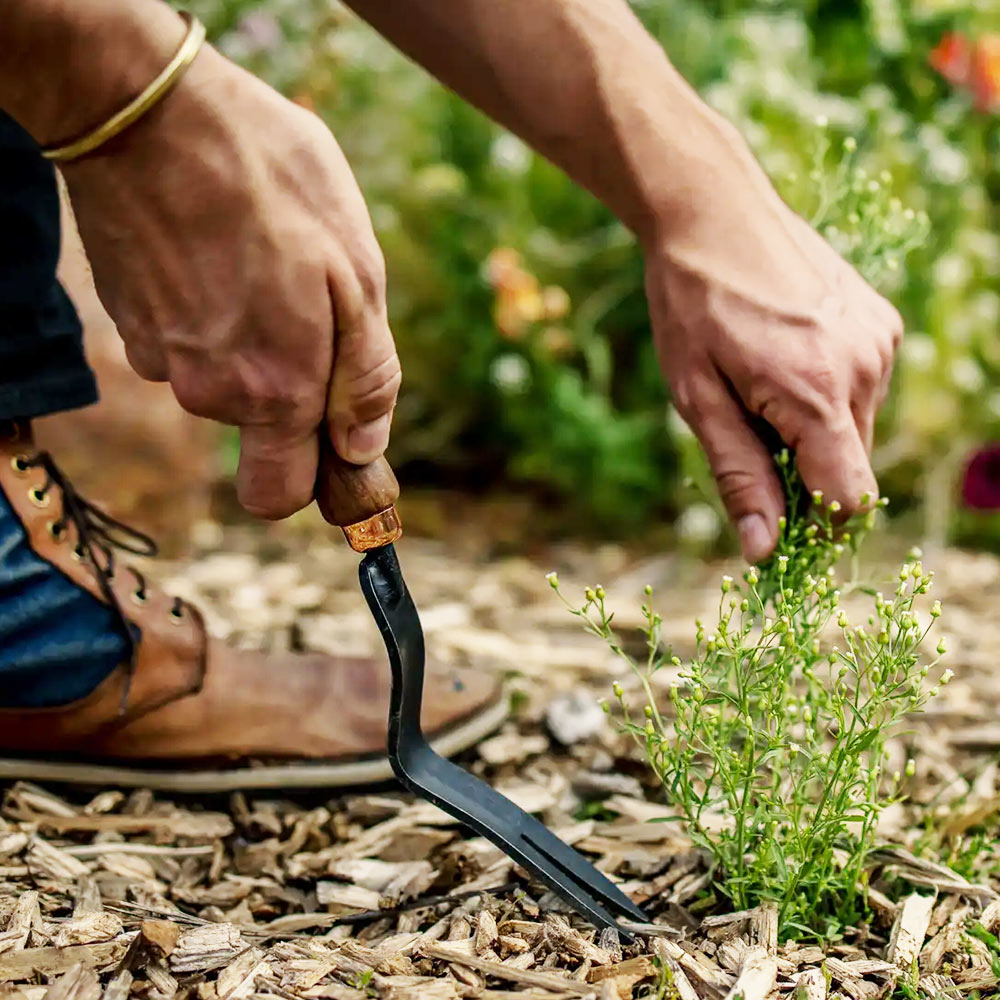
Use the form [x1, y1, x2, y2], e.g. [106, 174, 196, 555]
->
[236, 423, 319, 520]
[793, 408, 877, 514]
[327, 273, 401, 465]
[684, 378, 786, 564]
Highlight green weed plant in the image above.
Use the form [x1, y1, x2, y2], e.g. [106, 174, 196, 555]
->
[550, 458, 951, 940]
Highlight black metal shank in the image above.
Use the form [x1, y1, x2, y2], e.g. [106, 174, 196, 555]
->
[360, 544, 647, 937]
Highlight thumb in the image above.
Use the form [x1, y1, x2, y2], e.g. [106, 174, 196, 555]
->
[683, 380, 786, 564]
[326, 292, 401, 465]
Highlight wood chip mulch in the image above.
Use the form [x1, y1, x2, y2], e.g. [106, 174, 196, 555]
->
[3, 522, 1000, 999]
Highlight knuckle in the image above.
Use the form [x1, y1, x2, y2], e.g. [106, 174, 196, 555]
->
[854, 354, 882, 396]
[343, 354, 402, 422]
[713, 467, 759, 507]
[352, 248, 388, 308]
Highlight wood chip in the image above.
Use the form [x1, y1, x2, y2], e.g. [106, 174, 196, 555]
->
[723, 944, 775, 1000]
[420, 942, 592, 995]
[40, 963, 100, 1000]
[792, 967, 827, 1000]
[0, 941, 130, 983]
[887, 893, 935, 972]
[170, 923, 243, 973]
[50, 914, 122, 949]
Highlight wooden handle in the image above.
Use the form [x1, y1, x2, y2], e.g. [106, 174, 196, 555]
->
[316, 440, 402, 551]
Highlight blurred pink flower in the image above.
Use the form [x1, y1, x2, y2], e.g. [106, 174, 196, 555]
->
[962, 445, 1000, 509]
[232, 11, 283, 56]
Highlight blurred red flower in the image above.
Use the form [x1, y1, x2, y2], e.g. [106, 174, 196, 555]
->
[930, 32, 1000, 112]
[962, 446, 1000, 510]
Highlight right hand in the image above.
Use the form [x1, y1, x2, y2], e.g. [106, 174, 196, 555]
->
[61, 44, 399, 519]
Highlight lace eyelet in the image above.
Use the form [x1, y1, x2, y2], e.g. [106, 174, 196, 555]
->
[130, 590, 148, 607]
[47, 521, 66, 542]
[29, 488, 51, 509]
[10, 456, 30, 476]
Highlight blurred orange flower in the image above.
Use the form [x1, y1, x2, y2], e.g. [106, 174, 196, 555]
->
[930, 31, 1000, 112]
[485, 248, 571, 340]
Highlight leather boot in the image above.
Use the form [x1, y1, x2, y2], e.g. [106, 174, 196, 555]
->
[0, 420, 505, 792]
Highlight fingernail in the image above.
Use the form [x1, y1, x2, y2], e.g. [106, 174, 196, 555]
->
[739, 514, 772, 564]
[344, 413, 390, 463]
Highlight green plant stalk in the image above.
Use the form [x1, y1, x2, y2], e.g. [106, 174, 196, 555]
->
[550, 458, 950, 939]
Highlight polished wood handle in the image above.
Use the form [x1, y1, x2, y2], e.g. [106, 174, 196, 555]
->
[316, 440, 402, 551]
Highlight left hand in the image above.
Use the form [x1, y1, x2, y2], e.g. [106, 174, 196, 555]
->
[644, 172, 902, 564]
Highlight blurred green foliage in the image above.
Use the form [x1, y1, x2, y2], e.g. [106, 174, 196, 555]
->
[182, 0, 998, 545]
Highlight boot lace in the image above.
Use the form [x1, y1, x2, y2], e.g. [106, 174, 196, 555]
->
[20, 450, 184, 711]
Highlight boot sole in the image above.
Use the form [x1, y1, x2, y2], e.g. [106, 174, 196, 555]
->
[0, 696, 509, 793]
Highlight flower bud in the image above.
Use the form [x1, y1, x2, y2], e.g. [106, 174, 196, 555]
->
[644, 584, 653, 596]
[937, 638, 947, 655]
[812, 489, 824, 505]
[777, 555, 789, 573]
[829, 500, 841, 513]
[905, 758, 916, 777]
[644, 705, 653, 718]
[746, 567, 759, 586]
[612, 682, 623, 698]
[585, 587, 596, 602]
[721, 575, 732, 593]
[838, 612, 849, 628]
[595, 586, 605, 600]
[940, 668, 954, 685]
[546, 572, 559, 589]
[930, 601, 941, 618]
[740, 599, 749, 613]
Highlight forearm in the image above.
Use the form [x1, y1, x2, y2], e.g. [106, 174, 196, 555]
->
[344, 0, 764, 244]
[0, 0, 183, 146]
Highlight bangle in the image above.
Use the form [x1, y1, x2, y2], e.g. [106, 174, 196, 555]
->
[41, 11, 206, 163]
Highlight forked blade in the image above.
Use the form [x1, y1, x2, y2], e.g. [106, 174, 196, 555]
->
[360, 545, 647, 936]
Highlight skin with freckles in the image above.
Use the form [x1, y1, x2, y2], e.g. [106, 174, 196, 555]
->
[0, 0, 903, 553]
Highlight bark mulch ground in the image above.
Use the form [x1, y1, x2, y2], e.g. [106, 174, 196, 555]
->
[3, 521, 1000, 999]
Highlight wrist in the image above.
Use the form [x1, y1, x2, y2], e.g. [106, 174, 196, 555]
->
[0, 0, 185, 147]
[631, 98, 777, 252]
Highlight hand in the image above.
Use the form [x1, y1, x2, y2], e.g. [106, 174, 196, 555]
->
[645, 169, 902, 564]
[60, 44, 399, 519]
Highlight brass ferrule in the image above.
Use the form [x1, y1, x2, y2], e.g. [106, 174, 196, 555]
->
[341, 506, 403, 552]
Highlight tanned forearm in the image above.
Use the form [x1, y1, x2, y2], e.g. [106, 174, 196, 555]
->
[0, 0, 184, 145]
[343, 0, 764, 244]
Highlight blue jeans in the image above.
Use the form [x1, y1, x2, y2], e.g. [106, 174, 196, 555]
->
[0, 113, 123, 708]
[0, 486, 127, 707]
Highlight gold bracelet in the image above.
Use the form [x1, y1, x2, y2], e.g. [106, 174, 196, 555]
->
[41, 12, 206, 163]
